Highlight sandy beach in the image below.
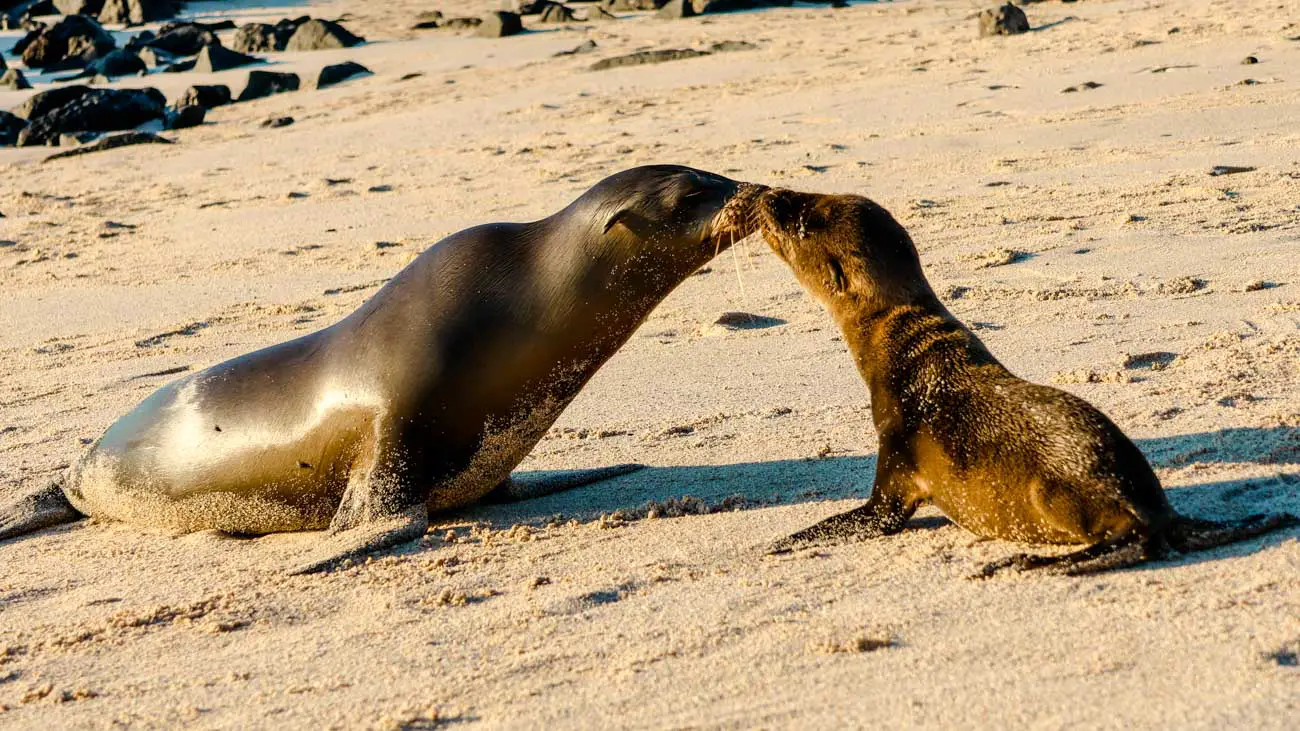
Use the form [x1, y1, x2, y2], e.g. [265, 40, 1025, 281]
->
[1, 0, 1298, 727]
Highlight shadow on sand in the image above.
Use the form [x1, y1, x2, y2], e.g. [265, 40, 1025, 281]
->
[2, 429, 1293, 574]
[463, 426, 1300, 569]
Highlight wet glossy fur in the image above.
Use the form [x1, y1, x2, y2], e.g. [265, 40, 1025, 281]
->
[1, 166, 765, 573]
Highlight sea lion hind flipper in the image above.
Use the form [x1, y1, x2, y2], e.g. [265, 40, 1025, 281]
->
[0, 476, 83, 542]
[1167, 512, 1299, 553]
[971, 533, 1162, 579]
[483, 463, 647, 504]
[287, 454, 430, 575]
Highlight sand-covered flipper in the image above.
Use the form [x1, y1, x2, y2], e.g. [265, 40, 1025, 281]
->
[975, 512, 1298, 578]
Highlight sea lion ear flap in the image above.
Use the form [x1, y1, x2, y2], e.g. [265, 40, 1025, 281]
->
[602, 207, 651, 238]
[827, 258, 848, 294]
[603, 208, 630, 234]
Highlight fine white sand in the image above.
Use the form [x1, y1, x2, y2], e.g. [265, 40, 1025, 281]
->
[1, 0, 1298, 727]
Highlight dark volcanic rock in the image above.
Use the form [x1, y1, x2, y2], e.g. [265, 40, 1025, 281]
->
[283, 18, 364, 51]
[979, 3, 1030, 37]
[315, 61, 371, 88]
[44, 131, 171, 161]
[164, 104, 204, 130]
[53, 0, 105, 13]
[475, 11, 522, 38]
[87, 48, 146, 78]
[194, 44, 261, 73]
[506, 0, 549, 13]
[98, 0, 178, 26]
[442, 17, 482, 30]
[692, 0, 791, 13]
[126, 29, 156, 45]
[135, 46, 174, 67]
[13, 85, 92, 120]
[538, 2, 578, 22]
[159, 19, 234, 33]
[176, 84, 231, 109]
[261, 116, 293, 128]
[231, 22, 285, 53]
[276, 16, 311, 33]
[4, 0, 57, 20]
[18, 87, 166, 146]
[162, 58, 195, 73]
[411, 10, 443, 29]
[0, 110, 27, 146]
[237, 70, 300, 102]
[656, 0, 694, 18]
[602, 0, 661, 10]
[12, 25, 47, 58]
[21, 14, 116, 69]
[145, 22, 220, 55]
[590, 48, 710, 71]
[1, 68, 32, 90]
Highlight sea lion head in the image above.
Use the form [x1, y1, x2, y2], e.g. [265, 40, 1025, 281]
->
[579, 165, 767, 269]
[755, 187, 929, 309]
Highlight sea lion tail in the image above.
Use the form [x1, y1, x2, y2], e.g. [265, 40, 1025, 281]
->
[0, 476, 83, 542]
[1167, 512, 1299, 553]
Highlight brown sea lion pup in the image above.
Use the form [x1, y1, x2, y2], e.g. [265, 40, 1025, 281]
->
[756, 187, 1298, 576]
[0, 166, 766, 574]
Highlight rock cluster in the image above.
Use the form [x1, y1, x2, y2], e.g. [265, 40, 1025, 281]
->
[979, 3, 1031, 37]
[0, 8, 371, 149]
[15, 86, 165, 146]
[411, 0, 809, 34]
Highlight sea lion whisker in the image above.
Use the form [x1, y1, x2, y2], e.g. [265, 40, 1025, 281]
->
[728, 231, 749, 303]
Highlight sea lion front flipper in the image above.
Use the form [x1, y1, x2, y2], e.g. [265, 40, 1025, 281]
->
[482, 464, 647, 504]
[286, 502, 428, 575]
[767, 466, 917, 554]
[287, 441, 430, 575]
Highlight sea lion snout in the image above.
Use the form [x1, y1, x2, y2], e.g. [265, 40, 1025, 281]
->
[754, 188, 859, 299]
[754, 187, 819, 257]
[708, 181, 769, 243]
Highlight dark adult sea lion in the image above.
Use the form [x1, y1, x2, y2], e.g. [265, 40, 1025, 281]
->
[755, 187, 1298, 576]
[0, 165, 765, 573]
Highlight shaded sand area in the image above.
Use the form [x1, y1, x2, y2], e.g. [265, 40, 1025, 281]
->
[2, 0, 1298, 727]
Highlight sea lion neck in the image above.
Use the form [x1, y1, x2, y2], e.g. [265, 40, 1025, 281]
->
[835, 292, 992, 414]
